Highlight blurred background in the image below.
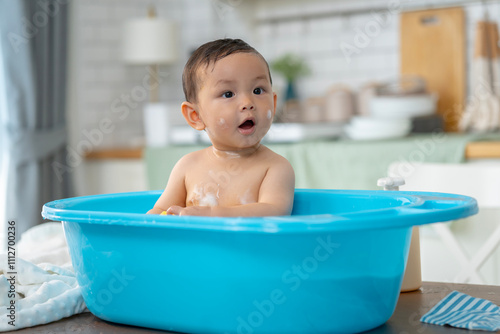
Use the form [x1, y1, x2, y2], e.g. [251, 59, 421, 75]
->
[1, 0, 500, 285]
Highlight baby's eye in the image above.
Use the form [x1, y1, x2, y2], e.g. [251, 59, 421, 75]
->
[253, 87, 263, 95]
[222, 91, 234, 98]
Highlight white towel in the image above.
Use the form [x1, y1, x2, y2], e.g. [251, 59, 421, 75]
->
[0, 223, 88, 332]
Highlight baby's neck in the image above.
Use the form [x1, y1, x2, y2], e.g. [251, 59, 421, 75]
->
[211, 145, 261, 159]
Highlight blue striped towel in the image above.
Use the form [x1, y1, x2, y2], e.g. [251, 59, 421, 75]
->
[421, 290, 500, 331]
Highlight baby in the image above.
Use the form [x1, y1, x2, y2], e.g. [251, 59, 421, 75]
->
[148, 38, 295, 216]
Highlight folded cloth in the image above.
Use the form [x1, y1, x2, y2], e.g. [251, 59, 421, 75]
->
[421, 290, 500, 331]
[17, 222, 72, 267]
[0, 223, 88, 332]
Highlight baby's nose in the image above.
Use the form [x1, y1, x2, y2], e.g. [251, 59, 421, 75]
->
[241, 96, 254, 110]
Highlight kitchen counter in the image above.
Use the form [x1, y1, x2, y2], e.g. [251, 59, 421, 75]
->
[143, 133, 500, 190]
[84, 136, 500, 161]
[13, 282, 500, 333]
[81, 133, 500, 195]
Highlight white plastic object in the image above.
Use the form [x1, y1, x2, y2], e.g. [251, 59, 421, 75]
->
[377, 176, 405, 190]
[378, 176, 422, 292]
[401, 227, 422, 292]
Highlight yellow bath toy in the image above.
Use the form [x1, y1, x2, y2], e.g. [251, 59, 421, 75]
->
[160, 211, 176, 215]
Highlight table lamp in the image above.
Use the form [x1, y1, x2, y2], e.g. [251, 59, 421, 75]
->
[122, 7, 177, 146]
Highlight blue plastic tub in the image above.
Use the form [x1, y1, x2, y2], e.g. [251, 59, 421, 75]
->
[42, 189, 477, 334]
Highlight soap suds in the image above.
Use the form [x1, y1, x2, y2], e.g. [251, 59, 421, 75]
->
[200, 193, 218, 207]
[212, 146, 243, 159]
[267, 109, 272, 120]
[218, 118, 228, 129]
[239, 188, 254, 205]
[190, 184, 219, 207]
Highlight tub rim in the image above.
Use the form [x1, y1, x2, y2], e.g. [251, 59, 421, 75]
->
[41, 189, 478, 233]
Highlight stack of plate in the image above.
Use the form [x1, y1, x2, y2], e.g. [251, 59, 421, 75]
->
[344, 116, 412, 140]
[344, 91, 438, 140]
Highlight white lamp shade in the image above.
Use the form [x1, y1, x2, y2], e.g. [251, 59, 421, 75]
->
[122, 18, 177, 64]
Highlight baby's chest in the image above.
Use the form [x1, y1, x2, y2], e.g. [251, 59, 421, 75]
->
[185, 167, 267, 207]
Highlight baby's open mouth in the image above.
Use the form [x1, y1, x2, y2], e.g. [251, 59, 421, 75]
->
[238, 118, 256, 135]
[239, 119, 255, 130]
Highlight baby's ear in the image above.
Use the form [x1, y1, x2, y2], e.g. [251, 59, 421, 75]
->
[269, 92, 278, 119]
[273, 92, 278, 116]
[181, 102, 205, 131]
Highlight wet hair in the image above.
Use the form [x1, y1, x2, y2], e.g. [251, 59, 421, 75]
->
[182, 38, 272, 103]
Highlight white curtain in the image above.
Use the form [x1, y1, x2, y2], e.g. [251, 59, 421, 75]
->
[0, 29, 8, 239]
[0, 0, 72, 238]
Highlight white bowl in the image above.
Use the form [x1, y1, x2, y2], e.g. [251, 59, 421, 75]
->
[370, 94, 437, 118]
[350, 116, 411, 131]
[345, 122, 411, 140]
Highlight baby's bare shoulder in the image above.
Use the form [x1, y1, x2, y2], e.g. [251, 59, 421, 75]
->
[260, 146, 294, 172]
[177, 148, 209, 163]
[258, 147, 295, 198]
[259, 146, 289, 162]
[173, 148, 210, 171]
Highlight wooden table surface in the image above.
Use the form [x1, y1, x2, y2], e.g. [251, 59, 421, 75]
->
[12, 282, 500, 333]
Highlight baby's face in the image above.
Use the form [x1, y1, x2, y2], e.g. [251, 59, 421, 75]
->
[194, 53, 276, 152]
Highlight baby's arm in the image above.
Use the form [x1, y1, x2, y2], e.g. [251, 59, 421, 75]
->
[167, 157, 295, 217]
[147, 157, 188, 214]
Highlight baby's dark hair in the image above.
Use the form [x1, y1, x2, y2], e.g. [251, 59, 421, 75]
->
[182, 38, 272, 103]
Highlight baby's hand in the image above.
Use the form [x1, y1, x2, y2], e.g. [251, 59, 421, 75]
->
[167, 205, 212, 216]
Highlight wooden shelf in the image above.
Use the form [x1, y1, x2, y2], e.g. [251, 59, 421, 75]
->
[84, 148, 143, 160]
[465, 141, 500, 159]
